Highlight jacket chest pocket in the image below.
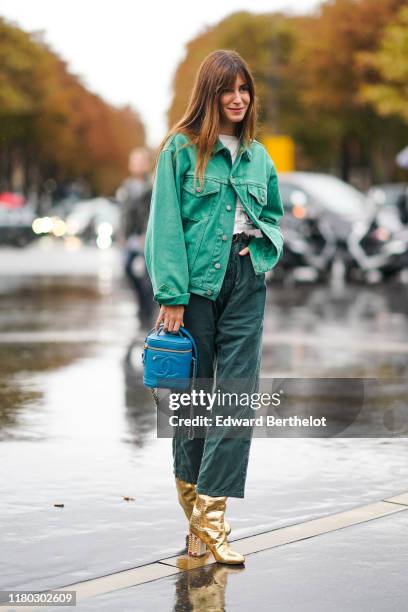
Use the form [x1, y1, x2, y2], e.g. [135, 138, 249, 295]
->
[181, 178, 221, 221]
[247, 184, 267, 218]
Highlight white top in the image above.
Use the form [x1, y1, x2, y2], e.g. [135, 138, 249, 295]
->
[219, 133, 263, 237]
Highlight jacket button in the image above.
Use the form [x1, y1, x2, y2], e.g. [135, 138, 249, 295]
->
[214, 263, 221, 269]
[222, 234, 228, 241]
[226, 204, 232, 211]
[261, 194, 265, 202]
[207, 289, 212, 295]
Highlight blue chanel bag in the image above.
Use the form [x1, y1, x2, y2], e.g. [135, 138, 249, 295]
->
[142, 324, 198, 391]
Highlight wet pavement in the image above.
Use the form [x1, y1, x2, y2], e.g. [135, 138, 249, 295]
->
[0, 241, 407, 608]
[71, 508, 408, 612]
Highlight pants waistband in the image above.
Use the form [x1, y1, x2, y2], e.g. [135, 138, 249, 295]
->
[232, 232, 251, 243]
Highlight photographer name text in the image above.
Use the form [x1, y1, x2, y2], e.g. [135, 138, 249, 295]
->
[169, 415, 327, 428]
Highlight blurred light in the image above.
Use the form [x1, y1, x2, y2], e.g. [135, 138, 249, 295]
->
[97, 222, 113, 236]
[292, 205, 306, 219]
[96, 234, 112, 249]
[96, 222, 114, 249]
[52, 218, 67, 237]
[32, 218, 43, 234]
[64, 236, 82, 250]
[32, 217, 53, 234]
[42, 217, 53, 232]
[290, 190, 307, 207]
[372, 227, 390, 241]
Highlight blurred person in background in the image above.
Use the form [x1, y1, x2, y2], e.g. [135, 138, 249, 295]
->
[117, 147, 154, 323]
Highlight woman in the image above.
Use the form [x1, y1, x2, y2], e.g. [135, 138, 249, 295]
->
[144, 50, 284, 564]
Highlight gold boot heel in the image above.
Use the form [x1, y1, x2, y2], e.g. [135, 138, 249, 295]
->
[187, 531, 207, 557]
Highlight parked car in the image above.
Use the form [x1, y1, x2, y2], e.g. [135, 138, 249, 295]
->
[0, 191, 26, 209]
[275, 172, 375, 282]
[0, 204, 36, 247]
[64, 198, 120, 247]
[49, 195, 83, 220]
[32, 197, 121, 248]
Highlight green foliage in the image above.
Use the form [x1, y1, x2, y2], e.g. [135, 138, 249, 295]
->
[168, 1, 408, 181]
[359, 5, 408, 122]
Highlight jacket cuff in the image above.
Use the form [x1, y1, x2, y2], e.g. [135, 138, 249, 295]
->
[248, 236, 280, 275]
[155, 290, 190, 306]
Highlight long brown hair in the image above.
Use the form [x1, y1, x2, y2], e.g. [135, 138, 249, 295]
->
[154, 49, 258, 188]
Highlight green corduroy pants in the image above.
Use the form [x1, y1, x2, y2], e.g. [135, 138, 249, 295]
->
[172, 235, 267, 498]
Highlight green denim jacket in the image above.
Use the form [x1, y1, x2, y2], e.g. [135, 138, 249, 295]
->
[144, 131, 284, 306]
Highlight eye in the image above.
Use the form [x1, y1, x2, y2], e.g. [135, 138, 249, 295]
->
[220, 84, 249, 94]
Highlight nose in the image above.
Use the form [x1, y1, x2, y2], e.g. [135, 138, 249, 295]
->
[232, 90, 244, 104]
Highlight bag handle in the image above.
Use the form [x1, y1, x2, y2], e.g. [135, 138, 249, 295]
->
[145, 324, 198, 360]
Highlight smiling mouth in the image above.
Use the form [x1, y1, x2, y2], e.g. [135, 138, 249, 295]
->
[228, 108, 245, 111]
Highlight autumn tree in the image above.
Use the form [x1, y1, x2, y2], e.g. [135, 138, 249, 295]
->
[282, 0, 408, 181]
[168, 11, 300, 141]
[0, 18, 146, 198]
[167, 1, 408, 184]
[358, 5, 408, 123]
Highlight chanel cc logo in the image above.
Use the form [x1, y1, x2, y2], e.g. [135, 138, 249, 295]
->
[154, 355, 179, 377]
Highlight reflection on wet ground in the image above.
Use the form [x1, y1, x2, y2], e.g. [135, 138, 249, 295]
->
[0, 247, 407, 594]
[74, 510, 408, 612]
[262, 283, 408, 378]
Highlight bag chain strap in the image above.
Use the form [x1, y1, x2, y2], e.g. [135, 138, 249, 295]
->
[150, 387, 160, 410]
[149, 353, 198, 441]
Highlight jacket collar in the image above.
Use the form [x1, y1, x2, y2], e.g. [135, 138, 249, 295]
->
[213, 137, 252, 161]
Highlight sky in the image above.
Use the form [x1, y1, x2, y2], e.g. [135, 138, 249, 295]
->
[0, 0, 321, 148]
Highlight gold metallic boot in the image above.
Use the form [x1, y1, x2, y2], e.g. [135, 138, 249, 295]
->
[175, 477, 231, 534]
[175, 477, 197, 521]
[188, 494, 244, 565]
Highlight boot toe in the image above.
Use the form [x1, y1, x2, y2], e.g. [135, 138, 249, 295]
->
[214, 547, 245, 565]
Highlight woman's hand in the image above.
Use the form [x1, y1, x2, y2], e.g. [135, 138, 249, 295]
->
[239, 246, 249, 256]
[155, 304, 185, 333]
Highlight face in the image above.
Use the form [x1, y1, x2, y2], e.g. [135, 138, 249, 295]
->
[128, 149, 151, 178]
[219, 73, 250, 132]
